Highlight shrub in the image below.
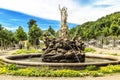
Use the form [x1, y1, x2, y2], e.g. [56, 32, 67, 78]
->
[12, 68, 41, 77]
[0, 62, 120, 77]
[0, 67, 7, 74]
[0, 63, 4, 68]
[85, 65, 96, 71]
[90, 71, 103, 77]
[100, 65, 120, 74]
[11, 67, 53, 77]
[39, 66, 52, 77]
[6, 64, 18, 70]
[53, 69, 80, 77]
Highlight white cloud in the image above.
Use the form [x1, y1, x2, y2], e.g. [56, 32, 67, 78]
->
[94, 0, 119, 5]
[0, 0, 120, 24]
[10, 18, 20, 21]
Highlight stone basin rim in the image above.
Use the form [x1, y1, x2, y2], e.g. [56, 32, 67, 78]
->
[1, 53, 120, 68]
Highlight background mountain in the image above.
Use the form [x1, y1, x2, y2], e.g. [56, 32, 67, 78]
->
[70, 12, 120, 40]
[0, 8, 77, 32]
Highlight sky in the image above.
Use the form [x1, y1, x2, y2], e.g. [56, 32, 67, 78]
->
[0, 8, 76, 31]
[0, 0, 120, 30]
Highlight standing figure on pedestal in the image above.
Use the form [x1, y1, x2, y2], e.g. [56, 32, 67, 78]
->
[59, 5, 69, 40]
[59, 5, 68, 23]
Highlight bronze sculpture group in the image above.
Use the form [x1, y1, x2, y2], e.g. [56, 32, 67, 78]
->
[42, 5, 85, 63]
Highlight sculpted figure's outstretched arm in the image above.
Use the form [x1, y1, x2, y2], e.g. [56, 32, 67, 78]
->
[59, 4, 61, 11]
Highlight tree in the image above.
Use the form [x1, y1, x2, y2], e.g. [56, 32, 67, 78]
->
[15, 26, 27, 49]
[28, 24, 42, 48]
[47, 26, 55, 37]
[110, 21, 120, 47]
[75, 12, 120, 41]
[15, 26, 27, 41]
[102, 27, 109, 45]
[27, 19, 37, 29]
[0, 24, 17, 49]
[102, 27, 109, 37]
[69, 27, 76, 39]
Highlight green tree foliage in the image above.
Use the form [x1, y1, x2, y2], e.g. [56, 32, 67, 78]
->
[28, 24, 42, 47]
[109, 21, 120, 47]
[102, 27, 109, 37]
[43, 26, 56, 39]
[15, 26, 27, 41]
[73, 12, 120, 40]
[69, 27, 76, 39]
[110, 21, 120, 36]
[27, 19, 37, 29]
[0, 24, 16, 49]
[47, 26, 55, 36]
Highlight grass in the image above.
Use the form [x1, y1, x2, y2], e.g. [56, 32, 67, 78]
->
[84, 47, 120, 56]
[84, 47, 96, 53]
[12, 48, 42, 55]
[95, 52, 120, 56]
[0, 63, 120, 77]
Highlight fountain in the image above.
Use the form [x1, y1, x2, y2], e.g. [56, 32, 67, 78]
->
[41, 5, 85, 63]
[1, 6, 120, 69]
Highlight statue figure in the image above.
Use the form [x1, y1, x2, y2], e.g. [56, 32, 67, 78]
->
[59, 5, 68, 23]
[59, 5, 69, 40]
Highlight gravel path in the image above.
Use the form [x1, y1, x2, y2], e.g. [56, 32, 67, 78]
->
[89, 46, 120, 54]
[0, 74, 120, 80]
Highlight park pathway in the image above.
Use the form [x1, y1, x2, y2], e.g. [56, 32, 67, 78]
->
[0, 74, 120, 80]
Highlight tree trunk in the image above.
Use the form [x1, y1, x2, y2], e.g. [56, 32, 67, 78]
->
[113, 38, 116, 47]
[33, 39, 36, 49]
[112, 36, 116, 48]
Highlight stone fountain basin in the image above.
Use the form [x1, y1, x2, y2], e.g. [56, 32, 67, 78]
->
[1, 53, 120, 69]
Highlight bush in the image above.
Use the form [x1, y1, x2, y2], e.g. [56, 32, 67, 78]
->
[8, 65, 120, 77]
[0, 63, 120, 77]
[0, 67, 7, 74]
[12, 68, 41, 77]
[85, 65, 96, 71]
[100, 65, 120, 74]
[84, 47, 96, 53]
[6, 64, 18, 70]
[39, 66, 52, 77]
[53, 69, 80, 77]
[11, 67, 53, 77]
[0, 63, 4, 68]
[90, 71, 103, 77]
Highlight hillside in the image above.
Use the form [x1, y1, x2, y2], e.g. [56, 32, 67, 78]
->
[72, 12, 120, 40]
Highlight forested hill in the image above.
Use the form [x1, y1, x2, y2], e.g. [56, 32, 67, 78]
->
[70, 12, 120, 40]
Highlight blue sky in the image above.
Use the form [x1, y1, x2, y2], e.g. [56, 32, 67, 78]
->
[0, 0, 120, 31]
[0, 8, 76, 32]
[76, 0, 93, 5]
